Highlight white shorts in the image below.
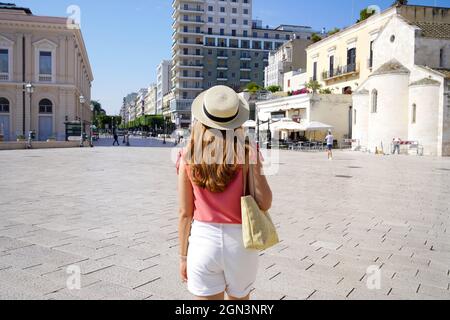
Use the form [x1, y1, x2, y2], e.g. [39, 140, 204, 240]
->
[187, 220, 259, 298]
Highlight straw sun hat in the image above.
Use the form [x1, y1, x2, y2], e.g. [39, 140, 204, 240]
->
[191, 85, 250, 130]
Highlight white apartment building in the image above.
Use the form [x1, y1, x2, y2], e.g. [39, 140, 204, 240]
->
[156, 60, 171, 115]
[145, 84, 157, 115]
[134, 88, 148, 120]
[120, 92, 137, 125]
[264, 38, 313, 89]
[283, 70, 308, 92]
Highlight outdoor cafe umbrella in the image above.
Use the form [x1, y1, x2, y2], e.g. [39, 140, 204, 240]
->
[301, 121, 333, 131]
[300, 121, 333, 141]
[259, 118, 304, 132]
[243, 120, 256, 128]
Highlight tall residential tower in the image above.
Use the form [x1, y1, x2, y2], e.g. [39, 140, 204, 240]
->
[171, 0, 314, 127]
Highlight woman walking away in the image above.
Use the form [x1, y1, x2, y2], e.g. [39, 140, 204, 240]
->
[325, 130, 334, 160]
[177, 85, 273, 301]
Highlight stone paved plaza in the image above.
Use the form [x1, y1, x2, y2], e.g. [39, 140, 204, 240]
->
[1, 139, 450, 300]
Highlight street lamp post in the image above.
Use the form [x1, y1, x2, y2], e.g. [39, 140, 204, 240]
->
[90, 102, 95, 147]
[163, 118, 167, 145]
[256, 105, 260, 149]
[141, 100, 145, 137]
[79, 95, 86, 147]
[25, 83, 35, 149]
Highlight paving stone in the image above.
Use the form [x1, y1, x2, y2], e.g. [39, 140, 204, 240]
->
[1, 144, 449, 300]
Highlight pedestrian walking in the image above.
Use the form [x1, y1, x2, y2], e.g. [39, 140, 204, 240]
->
[113, 132, 120, 146]
[177, 86, 273, 301]
[393, 137, 402, 155]
[325, 130, 334, 160]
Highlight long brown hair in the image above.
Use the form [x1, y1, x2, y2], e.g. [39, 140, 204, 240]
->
[185, 121, 248, 193]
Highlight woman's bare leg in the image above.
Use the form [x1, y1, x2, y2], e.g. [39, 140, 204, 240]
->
[227, 294, 250, 301]
[196, 292, 225, 301]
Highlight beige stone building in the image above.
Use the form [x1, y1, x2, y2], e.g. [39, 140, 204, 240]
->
[0, 4, 93, 141]
[305, 4, 449, 94]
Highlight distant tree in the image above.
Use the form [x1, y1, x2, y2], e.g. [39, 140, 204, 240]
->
[319, 88, 333, 94]
[245, 82, 263, 93]
[305, 80, 322, 94]
[357, 7, 377, 23]
[311, 33, 322, 43]
[328, 27, 341, 36]
[392, 0, 408, 6]
[266, 85, 281, 93]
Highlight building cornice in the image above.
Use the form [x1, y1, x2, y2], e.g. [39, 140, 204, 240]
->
[0, 14, 94, 82]
[306, 6, 397, 52]
[0, 81, 81, 90]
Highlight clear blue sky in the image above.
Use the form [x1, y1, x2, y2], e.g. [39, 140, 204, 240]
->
[14, 0, 442, 114]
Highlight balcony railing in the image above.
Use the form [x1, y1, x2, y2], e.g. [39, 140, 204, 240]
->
[170, 99, 193, 113]
[177, 62, 204, 68]
[0, 74, 8, 81]
[173, 6, 204, 13]
[321, 63, 359, 81]
[39, 75, 52, 82]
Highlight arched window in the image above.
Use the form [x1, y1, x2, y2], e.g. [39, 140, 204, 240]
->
[0, 97, 9, 113]
[371, 90, 378, 113]
[39, 99, 53, 114]
[412, 104, 417, 124]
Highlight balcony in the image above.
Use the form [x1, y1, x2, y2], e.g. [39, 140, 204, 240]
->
[173, 40, 204, 49]
[175, 84, 203, 91]
[170, 99, 193, 113]
[172, 7, 204, 19]
[39, 75, 52, 82]
[172, 0, 203, 8]
[240, 78, 251, 82]
[321, 63, 360, 81]
[173, 29, 204, 39]
[177, 52, 204, 58]
[217, 66, 228, 70]
[217, 53, 228, 60]
[0, 74, 8, 81]
[173, 17, 204, 28]
[172, 62, 204, 70]
[178, 74, 204, 80]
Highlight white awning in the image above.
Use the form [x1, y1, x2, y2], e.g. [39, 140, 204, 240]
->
[243, 120, 256, 128]
[259, 118, 304, 132]
[300, 121, 333, 131]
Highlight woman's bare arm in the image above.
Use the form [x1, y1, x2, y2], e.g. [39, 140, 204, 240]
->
[178, 160, 194, 281]
[252, 161, 273, 211]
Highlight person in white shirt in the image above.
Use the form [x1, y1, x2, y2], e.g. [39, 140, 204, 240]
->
[392, 137, 402, 155]
[325, 131, 334, 160]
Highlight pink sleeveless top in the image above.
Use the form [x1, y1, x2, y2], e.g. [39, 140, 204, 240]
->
[177, 151, 244, 225]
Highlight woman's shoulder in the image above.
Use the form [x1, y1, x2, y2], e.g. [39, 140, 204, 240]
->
[176, 148, 193, 175]
[176, 148, 187, 175]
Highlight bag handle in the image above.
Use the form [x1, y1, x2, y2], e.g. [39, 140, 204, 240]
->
[242, 141, 258, 200]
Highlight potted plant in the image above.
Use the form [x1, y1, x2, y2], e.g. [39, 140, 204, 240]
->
[16, 135, 26, 142]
